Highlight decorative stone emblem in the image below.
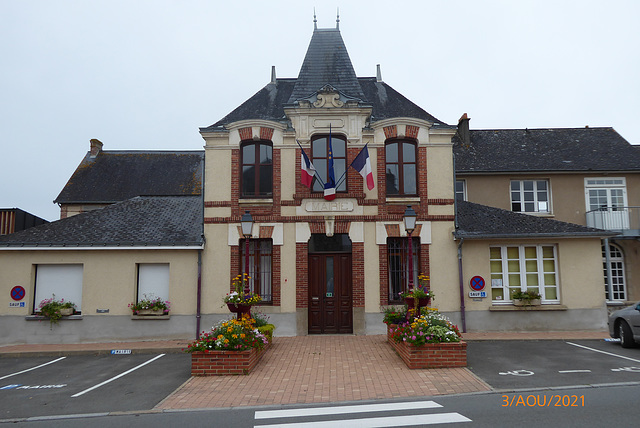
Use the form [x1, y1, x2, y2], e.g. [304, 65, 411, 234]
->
[314, 85, 344, 108]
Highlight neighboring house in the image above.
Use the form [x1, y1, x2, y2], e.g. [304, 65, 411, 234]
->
[454, 119, 640, 311]
[0, 196, 204, 344]
[0, 21, 625, 344]
[54, 138, 203, 218]
[0, 209, 48, 235]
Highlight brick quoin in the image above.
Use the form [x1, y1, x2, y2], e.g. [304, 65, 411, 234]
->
[352, 242, 364, 308]
[296, 242, 308, 309]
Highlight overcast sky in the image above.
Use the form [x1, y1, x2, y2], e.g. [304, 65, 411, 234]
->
[2, 0, 639, 221]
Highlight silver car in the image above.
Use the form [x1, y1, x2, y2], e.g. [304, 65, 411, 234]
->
[608, 302, 640, 348]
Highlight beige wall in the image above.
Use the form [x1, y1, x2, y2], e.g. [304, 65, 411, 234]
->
[458, 238, 605, 312]
[0, 249, 199, 317]
[463, 172, 640, 226]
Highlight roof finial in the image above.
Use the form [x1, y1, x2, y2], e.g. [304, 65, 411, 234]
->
[313, 8, 317, 30]
[336, 8, 340, 29]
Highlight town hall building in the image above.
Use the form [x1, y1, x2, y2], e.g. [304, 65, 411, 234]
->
[1, 20, 637, 344]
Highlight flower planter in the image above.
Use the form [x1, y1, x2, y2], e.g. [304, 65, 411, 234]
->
[191, 342, 270, 376]
[387, 325, 467, 369]
[513, 299, 541, 307]
[136, 308, 166, 316]
[226, 303, 252, 319]
[59, 307, 74, 316]
[404, 297, 431, 309]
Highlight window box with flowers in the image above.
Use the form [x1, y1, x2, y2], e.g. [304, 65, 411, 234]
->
[511, 290, 542, 307]
[184, 315, 272, 376]
[129, 294, 171, 319]
[36, 295, 77, 327]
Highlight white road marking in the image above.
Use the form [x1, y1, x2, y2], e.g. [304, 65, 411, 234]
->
[566, 342, 640, 363]
[0, 357, 66, 380]
[71, 354, 165, 397]
[558, 370, 592, 373]
[255, 401, 442, 419]
[254, 412, 471, 427]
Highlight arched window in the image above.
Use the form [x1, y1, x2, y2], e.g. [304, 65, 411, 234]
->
[311, 134, 347, 193]
[385, 140, 417, 196]
[603, 244, 626, 301]
[241, 141, 272, 197]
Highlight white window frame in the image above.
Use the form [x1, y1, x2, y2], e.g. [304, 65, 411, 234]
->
[584, 178, 628, 211]
[34, 264, 83, 313]
[137, 264, 170, 303]
[455, 180, 467, 202]
[490, 245, 559, 304]
[510, 179, 551, 214]
[603, 244, 626, 302]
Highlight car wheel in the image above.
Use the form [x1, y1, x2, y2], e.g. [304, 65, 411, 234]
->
[618, 320, 635, 348]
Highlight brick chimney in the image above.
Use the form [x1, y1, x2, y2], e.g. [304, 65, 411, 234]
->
[90, 139, 103, 158]
[457, 113, 471, 147]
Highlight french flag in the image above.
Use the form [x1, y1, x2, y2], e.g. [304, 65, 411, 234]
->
[300, 147, 316, 189]
[351, 144, 375, 190]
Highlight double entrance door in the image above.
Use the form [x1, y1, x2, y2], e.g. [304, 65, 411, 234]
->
[308, 253, 353, 334]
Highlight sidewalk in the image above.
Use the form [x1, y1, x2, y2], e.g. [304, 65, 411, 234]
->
[0, 330, 609, 357]
[0, 330, 610, 410]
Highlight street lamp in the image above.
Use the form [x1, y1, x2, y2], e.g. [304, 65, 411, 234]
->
[403, 205, 417, 290]
[241, 210, 254, 294]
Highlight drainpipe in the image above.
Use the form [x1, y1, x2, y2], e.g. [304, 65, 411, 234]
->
[196, 249, 202, 339]
[603, 238, 613, 301]
[457, 238, 467, 333]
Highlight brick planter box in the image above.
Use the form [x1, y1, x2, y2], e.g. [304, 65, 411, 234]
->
[191, 342, 270, 376]
[387, 324, 467, 369]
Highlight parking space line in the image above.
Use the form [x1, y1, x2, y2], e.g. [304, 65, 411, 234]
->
[71, 354, 165, 398]
[0, 357, 66, 381]
[566, 342, 640, 363]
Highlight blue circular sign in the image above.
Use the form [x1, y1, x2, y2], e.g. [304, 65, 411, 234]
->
[11, 286, 26, 301]
[470, 276, 485, 291]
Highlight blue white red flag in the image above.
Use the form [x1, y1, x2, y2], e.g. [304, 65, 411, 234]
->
[351, 144, 375, 190]
[299, 144, 316, 189]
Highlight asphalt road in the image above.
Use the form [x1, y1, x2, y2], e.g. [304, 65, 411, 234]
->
[1, 339, 639, 425]
[0, 352, 191, 420]
[466, 339, 640, 390]
[6, 384, 640, 427]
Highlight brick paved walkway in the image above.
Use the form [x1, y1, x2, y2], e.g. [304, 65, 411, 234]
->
[157, 335, 491, 409]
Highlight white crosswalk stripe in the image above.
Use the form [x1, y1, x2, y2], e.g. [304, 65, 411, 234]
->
[254, 400, 471, 427]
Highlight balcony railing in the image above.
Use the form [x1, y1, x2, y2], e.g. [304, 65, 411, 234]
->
[586, 206, 640, 234]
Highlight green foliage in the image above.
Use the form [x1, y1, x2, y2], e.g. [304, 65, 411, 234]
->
[511, 290, 542, 301]
[257, 324, 275, 344]
[184, 316, 269, 353]
[37, 295, 76, 326]
[389, 308, 462, 346]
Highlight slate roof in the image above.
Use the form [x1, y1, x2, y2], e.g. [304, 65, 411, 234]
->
[0, 196, 203, 248]
[454, 201, 610, 239]
[55, 151, 204, 204]
[454, 127, 640, 173]
[200, 27, 449, 132]
[287, 28, 365, 103]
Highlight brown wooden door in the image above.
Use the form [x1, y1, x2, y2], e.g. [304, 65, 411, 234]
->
[308, 253, 352, 334]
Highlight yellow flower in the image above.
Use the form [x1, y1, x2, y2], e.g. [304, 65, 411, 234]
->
[232, 334, 238, 339]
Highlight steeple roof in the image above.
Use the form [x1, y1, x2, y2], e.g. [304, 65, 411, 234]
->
[287, 27, 365, 104]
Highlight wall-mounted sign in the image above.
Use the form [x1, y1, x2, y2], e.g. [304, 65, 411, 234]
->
[470, 276, 485, 291]
[9, 302, 26, 308]
[469, 291, 487, 298]
[10, 286, 25, 301]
